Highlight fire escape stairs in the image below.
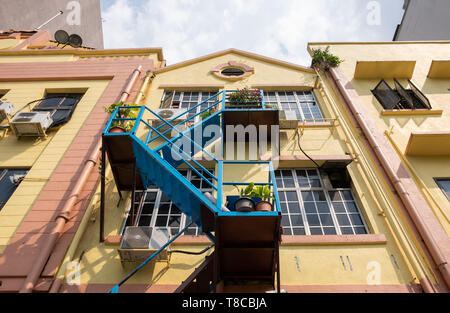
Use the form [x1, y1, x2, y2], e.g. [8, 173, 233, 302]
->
[102, 90, 281, 293]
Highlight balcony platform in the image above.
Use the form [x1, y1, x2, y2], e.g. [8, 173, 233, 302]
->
[223, 107, 279, 141]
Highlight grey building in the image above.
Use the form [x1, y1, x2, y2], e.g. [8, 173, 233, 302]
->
[0, 0, 103, 49]
[393, 0, 450, 41]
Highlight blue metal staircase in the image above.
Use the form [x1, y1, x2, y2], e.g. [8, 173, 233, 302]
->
[102, 90, 281, 293]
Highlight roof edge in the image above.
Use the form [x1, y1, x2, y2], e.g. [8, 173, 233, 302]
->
[0, 47, 164, 60]
[154, 48, 315, 74]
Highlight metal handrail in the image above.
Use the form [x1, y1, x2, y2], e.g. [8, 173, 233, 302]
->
[103, 89, 281, 214]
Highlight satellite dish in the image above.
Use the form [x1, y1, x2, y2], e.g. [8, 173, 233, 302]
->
[54, 30, 69, 45]
[68, 34, 83, 48]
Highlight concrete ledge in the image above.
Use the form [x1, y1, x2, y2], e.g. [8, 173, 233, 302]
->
[281, 234, 387, 246]
[381, 109, 442, 116]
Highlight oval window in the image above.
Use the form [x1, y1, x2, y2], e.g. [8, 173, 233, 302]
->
[221, 67, 245, 76]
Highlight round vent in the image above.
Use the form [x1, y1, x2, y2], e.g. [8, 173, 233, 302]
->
[158, 109, 175, 119]
[221, 67, 245, 76]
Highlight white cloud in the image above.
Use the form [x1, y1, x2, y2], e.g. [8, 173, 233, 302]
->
[101, 0, 403, 66]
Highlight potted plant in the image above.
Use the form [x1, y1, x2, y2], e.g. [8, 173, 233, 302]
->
[227, 88, 262, 108]
[103, 101, 138, 133]
[233, 182, 256, 212]
[311, 46, 343, 71]
[251, 185, 275, 212]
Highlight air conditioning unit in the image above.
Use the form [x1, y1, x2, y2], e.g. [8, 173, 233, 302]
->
[279, 110, 298, 129]
[0, 101, 14, 122]
[9, 111, 53, 137]
[151, 108, 189, 138]
[118, 226, 170, 263]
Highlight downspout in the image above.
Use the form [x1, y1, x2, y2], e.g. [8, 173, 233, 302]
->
[20, 65, 143, 293]
[134, 70, 154, 105]
[327, 67, 450, 289]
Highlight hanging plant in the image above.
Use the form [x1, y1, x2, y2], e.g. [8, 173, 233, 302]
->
[311, 46, 343, 70]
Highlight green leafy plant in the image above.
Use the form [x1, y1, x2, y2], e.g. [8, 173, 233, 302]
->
[264, 104, 278, 109]
[199, 107, 218, 120]
[250, 185, 275, 202]
[311, 46, 343, 70]
[103, 101, 138, 132]
[228, 88, 262, 105]
[234, 182, 255, 198]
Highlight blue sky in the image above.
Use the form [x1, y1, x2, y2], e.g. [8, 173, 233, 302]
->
[100, 0, 404, 66]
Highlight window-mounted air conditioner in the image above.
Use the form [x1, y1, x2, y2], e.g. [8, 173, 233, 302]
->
[0, 101, 14, 122]
[279, 110, 298, 129]
[151, 108, 189, 137]
[9, 111, 53, 137]
[118, 226, 170, 263]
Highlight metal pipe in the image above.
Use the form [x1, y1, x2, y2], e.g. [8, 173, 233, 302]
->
[135, 71, 154, 105]
[20, 65, 144, 293]
[20, 141, 101, 293]
[34, 10, 63, 31]
[328, 67, 450, 290]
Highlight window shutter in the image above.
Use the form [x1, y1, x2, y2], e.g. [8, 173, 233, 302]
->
[408, 79, 431, 109]
[393, 79, 414, 109]
[371, 79, 401, 110]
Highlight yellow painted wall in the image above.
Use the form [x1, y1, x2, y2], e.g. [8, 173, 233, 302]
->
[309, 42, 450, 236]
[58, 50, 433, 289]
[0, 79, 110, 251]
[0, 39, 23, 50]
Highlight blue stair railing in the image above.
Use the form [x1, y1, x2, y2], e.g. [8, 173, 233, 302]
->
[103, 90, 280, 292]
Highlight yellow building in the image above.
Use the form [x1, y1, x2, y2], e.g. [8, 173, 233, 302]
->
[0, 32, 449, 293]
[0, 30, 163, 292]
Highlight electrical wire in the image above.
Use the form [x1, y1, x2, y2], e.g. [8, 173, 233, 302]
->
[297, 128, 321, 169]
[169, 243, 214, 255]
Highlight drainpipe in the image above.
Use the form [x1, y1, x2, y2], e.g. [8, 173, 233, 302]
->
[134, 70, 154, 105]
[327, 67, 450, 290]
[20, 65, 143, 293]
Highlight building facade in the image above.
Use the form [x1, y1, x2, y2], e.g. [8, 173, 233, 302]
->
[0, 29, 163, 292]
[0, 0, 104, 49]
[393, 0, 450, 41]
[0, 32, 449, 293]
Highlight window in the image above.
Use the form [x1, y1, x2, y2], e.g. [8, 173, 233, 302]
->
[160, 91, 218, 122]
[0, 168, 29, 210]
[275, 168, 368, 235]
[32, 93, 83, 128]
[435, 179, 450, 202]
[371, 79, 431, 110]
[124, 168, 215, 236]
[263, 91, 324, 121]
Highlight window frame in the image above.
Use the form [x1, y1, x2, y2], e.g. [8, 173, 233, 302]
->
[160, 91, 219, 122]
[435, 178, 450, 203]
[263, 90, 325, 122]
[275, 168, 369, 236]
[121, 168, 215, 236]
[0, 168, 29, 211]
[32, 93, 83, 128]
